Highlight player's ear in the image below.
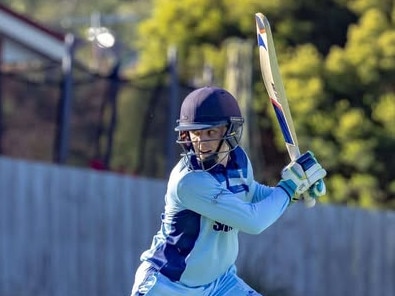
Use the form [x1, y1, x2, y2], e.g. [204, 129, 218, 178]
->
[180, 131, 189, 141]
[179, 131, 193, 150]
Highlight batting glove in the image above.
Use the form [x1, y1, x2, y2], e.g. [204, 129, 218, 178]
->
[307, 178, 326, 198]
[277, 151, 327, 202]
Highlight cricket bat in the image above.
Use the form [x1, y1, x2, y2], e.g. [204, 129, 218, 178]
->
[255, 12, 316, 207]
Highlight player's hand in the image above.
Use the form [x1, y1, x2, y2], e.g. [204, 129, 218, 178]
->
[307, 178, 326, 198]
[298, 178, 326, 207]
[277, 151, 327, 202]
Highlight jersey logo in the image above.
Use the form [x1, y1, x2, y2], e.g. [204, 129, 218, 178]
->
[213, 221, 233, 232]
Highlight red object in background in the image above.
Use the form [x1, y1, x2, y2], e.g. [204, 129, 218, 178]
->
[89, 158, 107, 170]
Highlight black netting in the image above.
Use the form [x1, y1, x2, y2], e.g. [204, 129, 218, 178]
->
[0, 63, 196, 179]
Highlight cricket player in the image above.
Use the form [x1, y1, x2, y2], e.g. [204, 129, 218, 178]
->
[131, 86, 327, 295]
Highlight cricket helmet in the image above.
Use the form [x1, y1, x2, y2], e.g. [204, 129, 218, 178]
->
[175, 86, 244, 170]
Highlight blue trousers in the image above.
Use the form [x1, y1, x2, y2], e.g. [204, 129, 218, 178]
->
[131, 261, 263, 296]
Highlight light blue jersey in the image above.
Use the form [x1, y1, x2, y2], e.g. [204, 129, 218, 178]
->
[137, 146, 290, 288]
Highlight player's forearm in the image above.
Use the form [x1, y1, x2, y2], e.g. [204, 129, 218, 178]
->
[242, 186, 289, 234]
[224, 189, 289, 234]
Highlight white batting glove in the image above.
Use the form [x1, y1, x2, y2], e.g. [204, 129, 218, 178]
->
[277, 151, 327, 202]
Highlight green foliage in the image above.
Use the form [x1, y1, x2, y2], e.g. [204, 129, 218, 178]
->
[373, 93, 395, 129]
[135, 0, 285, 75]
[325, 173, 381, 207]
[321, 4, 395, 209]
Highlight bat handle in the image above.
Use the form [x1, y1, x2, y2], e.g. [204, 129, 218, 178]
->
[303, 195, 316, 208]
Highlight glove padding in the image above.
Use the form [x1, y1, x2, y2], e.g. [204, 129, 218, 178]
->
[278, 151, 327, 201]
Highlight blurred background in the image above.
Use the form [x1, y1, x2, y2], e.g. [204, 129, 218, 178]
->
[0, 0, 394, 295]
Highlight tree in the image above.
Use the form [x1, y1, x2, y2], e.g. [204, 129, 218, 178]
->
[323, 7, 395, 208]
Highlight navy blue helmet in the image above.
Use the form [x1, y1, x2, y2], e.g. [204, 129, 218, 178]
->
[175, 86, 243, 131]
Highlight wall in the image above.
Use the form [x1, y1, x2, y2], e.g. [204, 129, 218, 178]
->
[0, 157, 394, 296]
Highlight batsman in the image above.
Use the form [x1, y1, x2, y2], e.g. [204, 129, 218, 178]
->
[130, 86, 327, 295]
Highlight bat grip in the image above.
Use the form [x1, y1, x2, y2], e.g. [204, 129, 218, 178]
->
[303, 194, 316, 208]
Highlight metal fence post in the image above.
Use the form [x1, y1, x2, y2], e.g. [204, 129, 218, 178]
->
[166, 46, 179, 175]
[54, 33, 75, 164]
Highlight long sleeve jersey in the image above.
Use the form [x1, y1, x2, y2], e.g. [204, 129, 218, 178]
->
[140, 146, 290, 287]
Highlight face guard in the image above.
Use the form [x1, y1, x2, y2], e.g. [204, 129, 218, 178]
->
[177, 121, 243, 171]
[175, 87, 244, 171]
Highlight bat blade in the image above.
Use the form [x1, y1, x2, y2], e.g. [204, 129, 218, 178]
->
[255, 12, 300, 161]
[255, 12, 316, 207]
